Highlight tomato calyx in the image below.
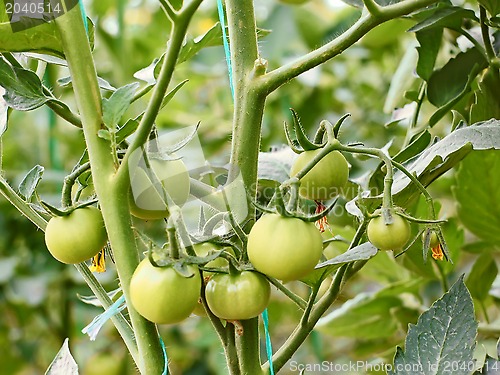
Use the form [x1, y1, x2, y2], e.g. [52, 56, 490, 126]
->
[249, 185, 338, 223]
[41, 199, 99, 217]
[421, 227, 451, 263]
[284, 108, 350, 153]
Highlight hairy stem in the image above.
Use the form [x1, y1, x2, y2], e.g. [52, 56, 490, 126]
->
[117, 0, 202, 181]
[54, 6, 163, 373]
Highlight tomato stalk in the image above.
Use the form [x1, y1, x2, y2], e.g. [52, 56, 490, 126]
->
[54, 5, 164, 373]
[61, 162, 91, 208]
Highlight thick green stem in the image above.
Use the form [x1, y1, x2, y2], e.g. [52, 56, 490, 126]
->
[235, 318, 265, 375]
[54, 6, 164, 374]
[225, 0, 264, 195]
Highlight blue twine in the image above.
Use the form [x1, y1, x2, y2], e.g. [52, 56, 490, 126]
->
[82, 295, 126, 341]
[262, 308, 275, 375]
[160, 336, 169, 375]
[216, 0, 234, 99]
[78, 0, 89, 35]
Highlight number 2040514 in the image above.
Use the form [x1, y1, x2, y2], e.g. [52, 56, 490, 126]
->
[4, 2, 61, 15]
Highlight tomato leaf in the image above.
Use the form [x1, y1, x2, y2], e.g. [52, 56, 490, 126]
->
[44, 338, 78, 375]
[301, 242, 377, 286]
[18, 165, 44, 201]
[466, 253, 498, 301]
[427, 47, 487, 108]
[176, 23, 222, 65]
[415, 28, 442, 81]
[0, 56, 49, 110]
[453, 150, 500, 245]
[389, 276, 477, 375]
[102, 82, 140, 129]
[392, 119, 500, 198]
[470, 67, 500, 124]
[316, 293, 403, 339]
[477, 0, 500, 16]
[58, 75, 116, 92]
[409, 6, 478, 32]
[116, 80, 188, 144]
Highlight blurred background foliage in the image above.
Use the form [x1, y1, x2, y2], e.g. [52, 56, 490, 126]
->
[1, 0, 499, 374]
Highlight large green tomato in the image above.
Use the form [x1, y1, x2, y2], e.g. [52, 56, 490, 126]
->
[45, 207, 107, 264]
[205, 271, 270, 320]
[367, 211, 411, 251]
[129, 158, 190, 220]
[247, 214, 323, 281]
[290, 149, 349, 200]
[130, 258, 201, 324]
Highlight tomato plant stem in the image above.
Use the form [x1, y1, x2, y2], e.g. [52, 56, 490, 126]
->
[236, 318, 265, 375]
[225, 0, 264, 196]
[117, 0, 202, 181]
[54, 6, 164, 373]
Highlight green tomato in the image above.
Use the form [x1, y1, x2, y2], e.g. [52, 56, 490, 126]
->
[130, 258, 201, 324]
[45, 207, 107, 264]
[290, 149, 349, 200]
[422, 230, 439, 248]
[367, 211, 411, 251]
[205, 271, 270, 320]
[247, 214, 323, 281]
[129, 158, 190, 220]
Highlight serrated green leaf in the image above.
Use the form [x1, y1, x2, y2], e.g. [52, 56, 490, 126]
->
[0, 14, 94, 57]
[466, 253, 498, 301]
[0, 56, 49, 110]
[390, 276, 477, 375]
[58, 76, 116, 91]
[409, 6, 478, 32]
[301, 242, 378, 286]
[316, 293, 403, 339]
[177, 23, 222, 65]
[470, 67, 500, 124]
[454, 150, 500, 244]
[392, 119, 500, 197]
[415, 28, 443, 81]
[478, 0, 500, 17]
[102, 82, 139, 128]
[44, 339, 78, 375]
[18, 165, 44, 201]
[427, 48, 487, 108]
[116, 79, 188, 144]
